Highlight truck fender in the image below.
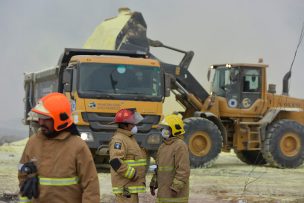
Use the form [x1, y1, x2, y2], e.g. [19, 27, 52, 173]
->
[259, 107, 303, 141]
[193, 111, 227, 147]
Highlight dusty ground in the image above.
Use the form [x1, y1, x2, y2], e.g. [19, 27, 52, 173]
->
[0, 138, 303, 203]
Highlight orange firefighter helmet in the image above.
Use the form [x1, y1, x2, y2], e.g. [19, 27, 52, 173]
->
[31, 92, 73, 131]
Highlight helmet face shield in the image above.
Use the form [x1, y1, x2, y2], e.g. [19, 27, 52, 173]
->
[157, 124, 170, 131]
[35, 112, 52, 120]
[27, 111, 50, 121]
[132, 111, 144, 124]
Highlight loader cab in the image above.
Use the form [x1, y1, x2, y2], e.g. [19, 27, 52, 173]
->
[209, 64, 267, 109]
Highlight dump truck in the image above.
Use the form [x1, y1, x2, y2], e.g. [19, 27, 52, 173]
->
[23, 48, 169, 169]
[93, 8, 304, 168]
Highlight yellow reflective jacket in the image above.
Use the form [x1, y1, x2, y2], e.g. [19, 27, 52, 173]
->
[18, 130, 100, 203]
[151, 137, 190, 203]
[109, 128, 147, 194]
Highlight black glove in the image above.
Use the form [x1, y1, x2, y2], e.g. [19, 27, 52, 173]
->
[20, 162, 39, 199]
[122, 187, 131, 198]
[149, 171, 158, 196]
[150, 186, 156, 196]
[20, 175, 39, 199]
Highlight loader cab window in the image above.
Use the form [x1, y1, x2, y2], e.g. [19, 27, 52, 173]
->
[78, 63, 163, 101]
[210, 66, 239, 97]
[240, 68, 262, 109]
[242, 69, 261, 92]
[211, 66, 262, 109]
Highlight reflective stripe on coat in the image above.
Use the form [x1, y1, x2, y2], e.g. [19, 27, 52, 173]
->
[155, 137, 190, 203]
[109, 128, 147, 194]
[18, 130, 100, 203]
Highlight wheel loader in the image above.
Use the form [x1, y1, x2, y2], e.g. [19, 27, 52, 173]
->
[82, 8, 304, 168]
[150, 39, 304, 168]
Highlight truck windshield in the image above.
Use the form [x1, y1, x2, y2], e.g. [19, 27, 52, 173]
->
[78, 63, 163, 101]
[210, 66, 239, 97]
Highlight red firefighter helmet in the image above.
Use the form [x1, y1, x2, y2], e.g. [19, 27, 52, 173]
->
[31, 92, 73, 131]
[114, 108, 143, 124]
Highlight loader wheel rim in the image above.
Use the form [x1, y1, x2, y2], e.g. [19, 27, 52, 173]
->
[279, 132, 301, 157]
[189, 131, 212, 157]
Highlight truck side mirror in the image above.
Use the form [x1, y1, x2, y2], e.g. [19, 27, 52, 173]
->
[64, 83, 72, 93]
[63, 68, 73, 92]
[164, 73, 171, 97]
[207, 69, 211, 81]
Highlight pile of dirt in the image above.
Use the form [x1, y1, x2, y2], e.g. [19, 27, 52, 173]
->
[0, 191, 18, 203]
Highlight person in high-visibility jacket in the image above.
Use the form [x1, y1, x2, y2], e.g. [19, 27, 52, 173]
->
[18, 93, 100, 203]
[150, 114, 190, 203]
[109, 108, 147, 203]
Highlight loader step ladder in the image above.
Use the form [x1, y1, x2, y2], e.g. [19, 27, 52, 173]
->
[239, 121, 262, 150]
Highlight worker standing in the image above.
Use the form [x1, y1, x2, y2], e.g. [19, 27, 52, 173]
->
[109, 108, 147, 203]
[150, 114, 190, 203]
[18, 92, 100, 203]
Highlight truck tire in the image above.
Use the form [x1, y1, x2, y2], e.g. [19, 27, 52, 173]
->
[262, 119, 304, 168]
[234, 150, 267, 165]
[184, 117, 222, 168]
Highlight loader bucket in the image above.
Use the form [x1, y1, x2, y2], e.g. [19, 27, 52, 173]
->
[83, 7, 149, 53]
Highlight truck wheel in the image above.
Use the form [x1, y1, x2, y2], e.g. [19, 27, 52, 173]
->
[184, 117, 222, 168]
[262, 119, 304, 168]
[234, 150, 267, 165]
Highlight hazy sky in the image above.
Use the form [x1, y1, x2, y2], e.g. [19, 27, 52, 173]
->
[0, 0, 303, 129]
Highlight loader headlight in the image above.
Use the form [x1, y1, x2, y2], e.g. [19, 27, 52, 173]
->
[80, 132, 94, 142]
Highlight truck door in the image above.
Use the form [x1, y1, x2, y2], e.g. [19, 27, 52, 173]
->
[225, 68, 241, 108]
[240, 68, 262, 109]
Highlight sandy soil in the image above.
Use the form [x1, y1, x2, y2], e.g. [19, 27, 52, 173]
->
[0, 138, 303, 203]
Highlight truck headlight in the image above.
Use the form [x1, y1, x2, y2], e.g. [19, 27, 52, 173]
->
[80, 132, 94, 142]
[147, 134, 161, 145]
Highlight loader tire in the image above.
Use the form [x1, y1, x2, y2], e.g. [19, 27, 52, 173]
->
[184, 117, 222, 168]
[234, 150, 267, 165]
[262, 119, 304, 168]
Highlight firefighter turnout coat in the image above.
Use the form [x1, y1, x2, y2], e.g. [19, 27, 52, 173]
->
[109, 128, 147, 195]
[18, 130, 100, 203]
[151, 137, 190, 203]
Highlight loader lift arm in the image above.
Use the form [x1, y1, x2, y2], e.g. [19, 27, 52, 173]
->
[81, 7, 209, 112]
[148, 39, 209, 111]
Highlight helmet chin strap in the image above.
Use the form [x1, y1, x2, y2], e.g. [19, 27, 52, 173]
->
[40, 126, 59, 138]
[43, 130, 60, 138]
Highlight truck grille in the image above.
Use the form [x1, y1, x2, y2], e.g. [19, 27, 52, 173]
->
[82, 112, 160, 132]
